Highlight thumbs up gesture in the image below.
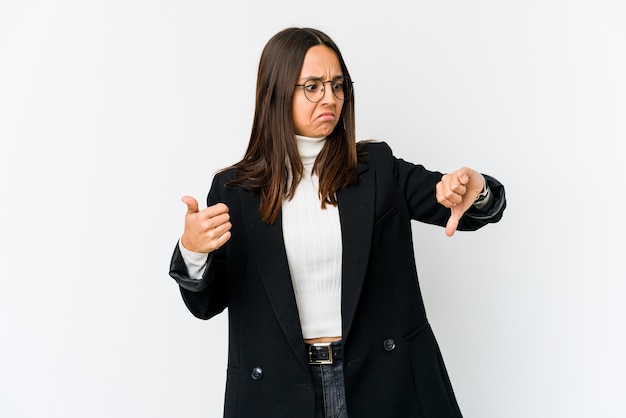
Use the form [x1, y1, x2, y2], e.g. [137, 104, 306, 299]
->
[435, 168, 485, 237]
[180, 196, 232, 253]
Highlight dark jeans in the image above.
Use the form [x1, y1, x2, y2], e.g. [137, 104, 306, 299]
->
[309, 359, 348, 418]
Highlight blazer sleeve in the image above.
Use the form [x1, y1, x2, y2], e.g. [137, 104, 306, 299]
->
[367, 141, 506, 231]
[462, 174, 506, 224]
[168, 174, 229, 320]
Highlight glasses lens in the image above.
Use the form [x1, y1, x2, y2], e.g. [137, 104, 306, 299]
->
[303, 79, 323, 102]
[333, 77, 352, 101]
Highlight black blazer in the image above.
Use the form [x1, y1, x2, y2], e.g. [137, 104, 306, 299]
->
[170, 141, 506, 418]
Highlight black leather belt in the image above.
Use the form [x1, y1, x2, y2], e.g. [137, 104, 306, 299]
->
[307, 341, 342, 365]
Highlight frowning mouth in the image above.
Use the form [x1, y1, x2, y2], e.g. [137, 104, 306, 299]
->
[316, 112, 336, 121]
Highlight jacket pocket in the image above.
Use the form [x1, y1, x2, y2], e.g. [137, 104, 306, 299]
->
[402, 321, 431, 343]
[406, 324, 463, 417]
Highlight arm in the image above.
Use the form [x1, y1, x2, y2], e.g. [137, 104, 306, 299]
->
[168, 176, 232, 319]
[371, 142, 506, 234]
[169, 242, 228, 319]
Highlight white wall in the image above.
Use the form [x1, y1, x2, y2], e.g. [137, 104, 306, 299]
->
[1, 1, 624, 417]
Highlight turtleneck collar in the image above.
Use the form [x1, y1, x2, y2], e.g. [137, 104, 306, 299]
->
[295, 135, 326, 167]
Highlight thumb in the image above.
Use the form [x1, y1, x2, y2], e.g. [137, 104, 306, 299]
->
[445, 207, 461, 237]
[181, 195, 199, 215]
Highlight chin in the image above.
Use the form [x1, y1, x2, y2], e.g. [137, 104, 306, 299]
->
[318, 127, 337, 137]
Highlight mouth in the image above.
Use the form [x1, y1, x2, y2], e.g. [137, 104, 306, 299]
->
[316, 112, 336, 121]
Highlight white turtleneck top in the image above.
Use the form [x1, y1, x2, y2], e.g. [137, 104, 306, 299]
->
[178, 135, 343, 340]
[281, 135, 343, 339]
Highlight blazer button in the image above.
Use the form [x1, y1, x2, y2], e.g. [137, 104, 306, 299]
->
[251, 367, 263, 381]
[383, 339, 396, 352]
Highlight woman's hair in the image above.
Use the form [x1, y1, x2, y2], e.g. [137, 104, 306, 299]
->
[223, 27, 358, 224]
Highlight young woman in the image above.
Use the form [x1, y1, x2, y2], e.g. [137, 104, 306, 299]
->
[169, 27, 506, 418]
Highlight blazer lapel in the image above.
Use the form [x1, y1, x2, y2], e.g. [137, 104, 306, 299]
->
[239, 191, 308, 370]
[337, 162, 375, 342]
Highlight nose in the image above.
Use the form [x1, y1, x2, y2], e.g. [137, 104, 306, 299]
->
[320, 81, 337, 104]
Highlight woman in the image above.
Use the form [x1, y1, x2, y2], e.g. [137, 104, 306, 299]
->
[169, 27, 506, 418]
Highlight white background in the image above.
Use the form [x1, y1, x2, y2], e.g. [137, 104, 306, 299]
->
[1, 1, 624, 417]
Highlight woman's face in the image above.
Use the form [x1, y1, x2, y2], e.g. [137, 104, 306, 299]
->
[292, 45, 345, 138]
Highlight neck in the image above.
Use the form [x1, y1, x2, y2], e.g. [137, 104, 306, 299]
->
[295, 135, 326, 166]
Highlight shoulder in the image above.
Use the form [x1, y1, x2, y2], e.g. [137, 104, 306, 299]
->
[206, 167, 244, 205]
[357, 139, 392, 155]
[215, 166, 237, 181]
[356, 140, 395, 168]
[208, 167, 238, 193]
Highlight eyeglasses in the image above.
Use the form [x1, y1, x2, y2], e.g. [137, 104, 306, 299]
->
[295, 76, 353, 103]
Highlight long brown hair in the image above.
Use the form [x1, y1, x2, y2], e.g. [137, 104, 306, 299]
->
[223, 27, 358, 224]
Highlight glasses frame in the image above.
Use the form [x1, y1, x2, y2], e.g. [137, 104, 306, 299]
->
[295, 76, 353, 103]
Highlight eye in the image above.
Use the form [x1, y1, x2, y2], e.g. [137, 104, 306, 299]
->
[304, 80, 322, 92]
[332, 77, 346, 92]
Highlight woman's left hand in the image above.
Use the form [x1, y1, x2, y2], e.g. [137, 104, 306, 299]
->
[436, 167, 485, 237]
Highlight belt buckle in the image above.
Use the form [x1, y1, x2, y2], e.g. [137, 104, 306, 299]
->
[309, 342, 333, 365]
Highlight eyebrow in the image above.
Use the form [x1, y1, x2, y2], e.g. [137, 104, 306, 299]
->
[298, 75, 345, 82]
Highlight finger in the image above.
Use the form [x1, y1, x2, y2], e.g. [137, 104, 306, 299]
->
[445, 211, 460, 237]
[438, 187, 463, 207]
[456, 169, 470, 187]
[181, 196, 199, 215]
[202, 226, 232, 252]
[446, 191, 464, 207]
[436, 181, 452, 207]
[203, 202, 230, 217]
[453, 181, 467, 195]
[214, 230, 232, 250]
[202, 213, 232, 234]
[182, 219, 231, 253]
[437, 175, 465, 205]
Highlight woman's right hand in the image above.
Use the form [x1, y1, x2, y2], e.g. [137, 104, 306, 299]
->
[180, 196, 232, 253]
